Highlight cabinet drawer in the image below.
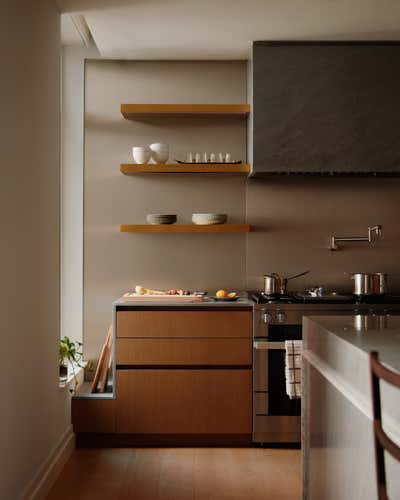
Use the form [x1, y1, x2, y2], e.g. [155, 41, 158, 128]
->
[116, 338, 251, 366]
[116, 369, 252, 434]
[117, 311, 252, 339]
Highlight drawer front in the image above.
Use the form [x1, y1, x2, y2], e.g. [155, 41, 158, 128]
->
[117, 311, 252, 339]
[116, 338, 251, 366]
[72, 399, 116, 433]
[116, 369, 252, 434]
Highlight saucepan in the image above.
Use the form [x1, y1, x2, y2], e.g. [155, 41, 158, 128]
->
[348, 273, 388, 296]
[264, 270, 310, 296]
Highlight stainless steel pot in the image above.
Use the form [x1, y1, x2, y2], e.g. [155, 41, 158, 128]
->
[263, 270, 310, 295]
[349, 273, 388, 295]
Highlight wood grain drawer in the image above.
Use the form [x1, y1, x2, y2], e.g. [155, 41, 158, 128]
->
[72, 399, 116, 433]
[116, 338, 251, 365]
[116, 369, 252, 434]
[116, 311, 252, 338]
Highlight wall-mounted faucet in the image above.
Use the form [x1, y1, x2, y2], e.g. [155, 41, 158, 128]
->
[330, 225, 382, 251]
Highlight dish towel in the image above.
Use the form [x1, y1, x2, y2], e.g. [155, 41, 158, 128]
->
[285, 340, 302, 399]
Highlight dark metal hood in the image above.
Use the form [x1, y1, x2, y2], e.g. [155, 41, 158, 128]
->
[251, 41, 400, 177]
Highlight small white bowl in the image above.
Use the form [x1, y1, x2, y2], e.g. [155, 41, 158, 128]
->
[150, 143, 169, 164]
[192, 213, 227, 225]
[132, 146, 151, 164]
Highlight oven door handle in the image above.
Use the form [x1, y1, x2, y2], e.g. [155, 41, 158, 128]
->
[253, 341, 286, 350]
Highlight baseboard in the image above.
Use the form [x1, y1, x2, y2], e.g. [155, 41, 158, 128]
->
[20, 425, 75, 500]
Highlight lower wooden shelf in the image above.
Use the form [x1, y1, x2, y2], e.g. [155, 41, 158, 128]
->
[120, 163, 250, 175]
[120, 224, 251, 233]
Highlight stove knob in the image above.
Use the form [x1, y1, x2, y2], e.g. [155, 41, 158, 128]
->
[263, 312, 273, 324]
[276, 311, 287, 323]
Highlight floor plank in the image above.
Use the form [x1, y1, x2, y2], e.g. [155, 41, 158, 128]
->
[47, 447, 301, 500]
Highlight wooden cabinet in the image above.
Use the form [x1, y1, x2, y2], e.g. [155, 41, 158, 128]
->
[114, 310, 252, 441]
[73, 309, 253, 445]
[72, 398, 116, 433]
[117, 310, 252, 339]
[116, 369, 252, 434]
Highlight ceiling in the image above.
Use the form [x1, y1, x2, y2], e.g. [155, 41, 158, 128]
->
[59, 0, 400, 59]
[61, 14, 83, 46]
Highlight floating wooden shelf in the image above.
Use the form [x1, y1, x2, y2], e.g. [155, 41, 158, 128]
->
[120, 163, 250, 175]
[121, 104, 250, 119]
[120, 224, 251, 233]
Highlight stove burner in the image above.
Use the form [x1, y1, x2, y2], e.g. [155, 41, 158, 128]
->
[251, 291, 400, 305]
[251, 292, 297, 304]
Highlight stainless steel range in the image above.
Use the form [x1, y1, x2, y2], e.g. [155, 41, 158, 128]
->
[251, 292, 400, 444]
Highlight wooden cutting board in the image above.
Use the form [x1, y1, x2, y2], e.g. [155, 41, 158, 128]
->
[121, 293, 204, 302]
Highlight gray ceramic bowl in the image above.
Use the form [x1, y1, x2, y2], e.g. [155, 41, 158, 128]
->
[146, 214, 177, 225]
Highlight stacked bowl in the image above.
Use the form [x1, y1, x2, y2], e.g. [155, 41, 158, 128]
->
[146, 214, 177, 225]
[149, 143, 169, 163]
[192, 213, 228, 225]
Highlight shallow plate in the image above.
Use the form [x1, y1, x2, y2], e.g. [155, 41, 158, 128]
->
[211, 296, 239, 302]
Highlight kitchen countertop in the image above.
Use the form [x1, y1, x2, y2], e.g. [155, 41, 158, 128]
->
[113, 296, 254, 309]
[305, 315, 400, 372]
[302, 314, 400, 500]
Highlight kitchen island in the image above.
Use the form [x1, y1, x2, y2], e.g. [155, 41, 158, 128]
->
[73, 297, 254, 446]
[302, 315, 400, 500]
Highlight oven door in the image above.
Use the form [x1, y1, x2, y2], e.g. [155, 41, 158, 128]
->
[253, 325, 301, 416]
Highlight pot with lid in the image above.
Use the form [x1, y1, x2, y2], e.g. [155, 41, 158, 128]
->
[263, 270, 310, 296]
[349, 273, 388, 296]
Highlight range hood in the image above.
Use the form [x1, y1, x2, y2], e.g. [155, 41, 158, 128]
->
[250, 41, 400, 177]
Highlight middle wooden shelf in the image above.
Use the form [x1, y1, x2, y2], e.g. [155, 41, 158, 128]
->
[120, 163, 250, 175]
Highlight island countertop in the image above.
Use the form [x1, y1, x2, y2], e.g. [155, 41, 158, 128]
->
[304, 314, 400, 372]
[302, 314, 400, 500]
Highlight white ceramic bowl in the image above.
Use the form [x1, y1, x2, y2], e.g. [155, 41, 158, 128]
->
[150, 143, 169, 164]
[132, 146, 151, 164]
[192, 213, 227, 225]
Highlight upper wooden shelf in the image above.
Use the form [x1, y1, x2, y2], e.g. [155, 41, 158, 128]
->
[120, 163, 250, 175]
[120, 224, 251, 233]
[120, 104, 250, 119]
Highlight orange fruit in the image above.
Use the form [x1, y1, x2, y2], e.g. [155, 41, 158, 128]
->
[216, 289, 228, 298]
[228, 292, 237, 298]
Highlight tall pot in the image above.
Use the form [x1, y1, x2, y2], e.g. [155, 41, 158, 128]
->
[349, 273, 388, 296]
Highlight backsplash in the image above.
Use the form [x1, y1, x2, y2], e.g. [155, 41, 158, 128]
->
[246, 176, 400, 292]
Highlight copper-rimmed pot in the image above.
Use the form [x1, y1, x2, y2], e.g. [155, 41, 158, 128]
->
[349, 273, 388, 296]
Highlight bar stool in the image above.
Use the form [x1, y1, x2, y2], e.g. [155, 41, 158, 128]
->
[370, 351, 400, 500]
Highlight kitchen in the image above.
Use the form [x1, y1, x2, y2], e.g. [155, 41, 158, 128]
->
[64, 40, 400, 499]
[4, 3, 400, 500]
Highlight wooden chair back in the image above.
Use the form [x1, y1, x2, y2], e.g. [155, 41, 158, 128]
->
[370, 351, 400, 500]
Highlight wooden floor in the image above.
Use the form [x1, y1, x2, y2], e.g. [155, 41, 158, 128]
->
[47, 447, 301, 500]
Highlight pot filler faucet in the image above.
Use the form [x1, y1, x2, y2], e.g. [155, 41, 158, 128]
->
[330, 225, 382, 251]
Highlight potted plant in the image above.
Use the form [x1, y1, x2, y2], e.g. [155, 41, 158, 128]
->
[59, 336, 84, 389]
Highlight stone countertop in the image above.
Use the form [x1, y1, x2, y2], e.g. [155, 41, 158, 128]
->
[302, 314, 400, 500]
[113, 297, 254, 309]
[305, 315, 400, 372]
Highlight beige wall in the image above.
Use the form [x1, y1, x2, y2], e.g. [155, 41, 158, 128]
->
[84, 60, 248, 360]
[84, 59, 400, 361]
[0, 2, 70, 499]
